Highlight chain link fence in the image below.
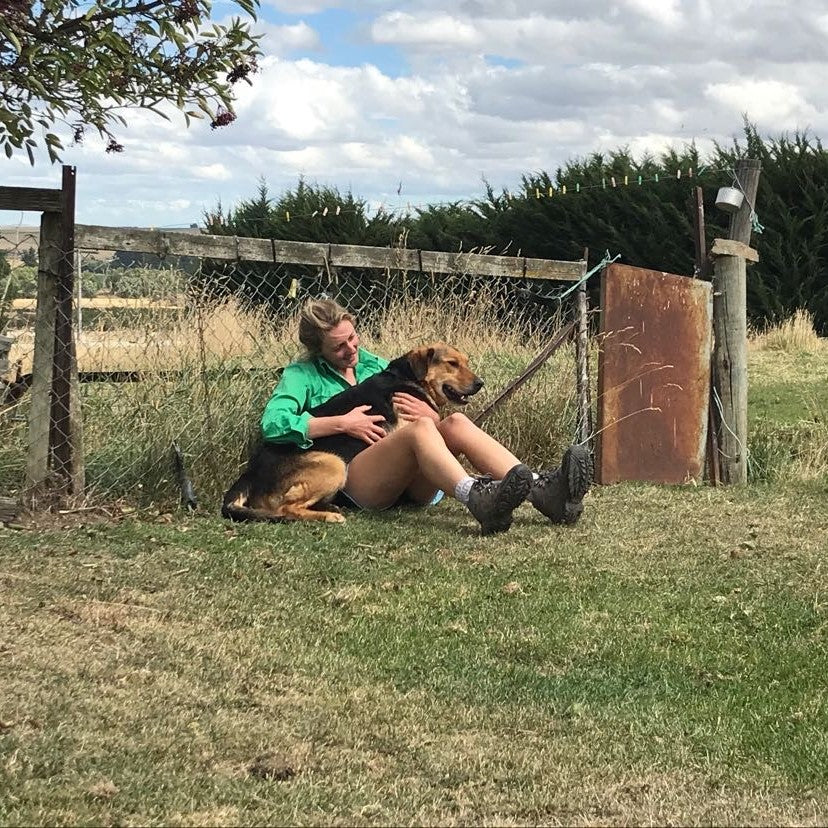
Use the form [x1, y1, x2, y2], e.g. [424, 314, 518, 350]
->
[1, 226, 39, 499]
[2, 227, 585, 511]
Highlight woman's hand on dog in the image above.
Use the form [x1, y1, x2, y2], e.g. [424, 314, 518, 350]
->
[340, 405, 388, 444]
[393, 392, 440, 424]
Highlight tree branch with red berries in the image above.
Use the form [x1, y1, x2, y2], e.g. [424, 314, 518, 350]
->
[0, 0, 262, 164]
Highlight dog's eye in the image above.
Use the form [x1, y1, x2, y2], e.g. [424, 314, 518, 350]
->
[446, 359, 459, 367]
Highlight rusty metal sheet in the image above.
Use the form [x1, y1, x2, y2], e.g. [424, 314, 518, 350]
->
[596, 263, 712, 485]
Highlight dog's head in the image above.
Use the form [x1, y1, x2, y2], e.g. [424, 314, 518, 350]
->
[407, 342, 484, 407]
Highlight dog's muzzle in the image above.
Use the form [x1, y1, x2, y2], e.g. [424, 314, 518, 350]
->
[443, 377, 484, 404]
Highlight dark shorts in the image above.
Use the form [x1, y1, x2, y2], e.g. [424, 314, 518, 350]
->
[333, 488, 445, 511]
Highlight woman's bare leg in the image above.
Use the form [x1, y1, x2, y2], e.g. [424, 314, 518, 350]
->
[345, 416, 534, 534]
[343, 417, 469, 509]
[402, 412, 522, 503]
[437, 412, 522, 478]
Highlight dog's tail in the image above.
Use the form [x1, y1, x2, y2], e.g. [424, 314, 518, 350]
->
[222, 474, 256, 522]
[221, 474, 286, 523]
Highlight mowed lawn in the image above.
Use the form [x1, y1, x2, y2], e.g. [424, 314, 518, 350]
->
[1, 476, 827, 826]
[2, 331, 828, 826]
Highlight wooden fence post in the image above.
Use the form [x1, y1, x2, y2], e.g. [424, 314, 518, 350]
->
[688, 186, 719, 486]
[575, 250, 592, 446]
[26, 211, 60, 494]
[711, 158, 761, 484]
[24, 166, 84, 502]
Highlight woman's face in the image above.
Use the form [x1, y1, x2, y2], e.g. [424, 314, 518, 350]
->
[320, 320, 360, 371]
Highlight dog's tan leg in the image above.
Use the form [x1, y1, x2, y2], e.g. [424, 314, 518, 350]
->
[273, 453, 348, 523]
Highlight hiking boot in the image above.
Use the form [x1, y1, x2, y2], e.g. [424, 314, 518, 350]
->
[466, 463, 533, 535]
[528, 445, 593, 525]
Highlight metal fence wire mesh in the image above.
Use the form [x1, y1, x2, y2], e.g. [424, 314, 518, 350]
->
[1, 234, 582, 509]
[1, 227, 39, 499]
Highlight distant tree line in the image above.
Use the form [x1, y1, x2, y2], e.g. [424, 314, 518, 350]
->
[204, 124, 828, 335]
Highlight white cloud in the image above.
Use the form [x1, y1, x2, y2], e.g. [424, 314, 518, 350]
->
[258, 20, 321, 54]
[6, 1, 828, 228]
[257, 60, 359, 141]
[623, 0, 682, 27]
[390, 135, 436, 167]
[706, 79, 816, 129]
[193, 163, 233, 180]
[230, 57, 439, 146]
[372, 12, 480, 48]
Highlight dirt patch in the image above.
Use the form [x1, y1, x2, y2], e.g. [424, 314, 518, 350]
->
[247, 752, 297, 781]
[3, 502, 151, 531]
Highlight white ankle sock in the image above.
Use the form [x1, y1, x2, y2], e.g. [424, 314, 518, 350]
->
[454, 476, 476, 503]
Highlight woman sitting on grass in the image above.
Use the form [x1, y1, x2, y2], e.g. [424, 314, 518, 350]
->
[261, 297, 592, 535]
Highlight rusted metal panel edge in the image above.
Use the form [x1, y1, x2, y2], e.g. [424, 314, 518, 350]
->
[596, 263, 712, 485]
[76, 225, 585, 280]
[594, 269, 610, 484]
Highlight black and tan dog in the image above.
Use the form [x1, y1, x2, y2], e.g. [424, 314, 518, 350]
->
[222, 343, 484, 524]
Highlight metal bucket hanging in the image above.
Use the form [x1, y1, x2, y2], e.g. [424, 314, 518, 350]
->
[715, 186, 744, 213]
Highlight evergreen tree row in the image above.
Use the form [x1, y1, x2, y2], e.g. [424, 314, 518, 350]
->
[204, 124, 828, 335]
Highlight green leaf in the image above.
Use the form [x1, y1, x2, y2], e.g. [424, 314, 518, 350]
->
[1, 0, 260, 166]
[234, 0, 259, 18]
[3, 143, 11, 160]
[5, 28, 22, 54]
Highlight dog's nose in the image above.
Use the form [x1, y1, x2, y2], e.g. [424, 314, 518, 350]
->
[471, 377, 484, 393]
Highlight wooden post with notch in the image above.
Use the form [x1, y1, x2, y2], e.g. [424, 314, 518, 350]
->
[711, 158, 761, 485]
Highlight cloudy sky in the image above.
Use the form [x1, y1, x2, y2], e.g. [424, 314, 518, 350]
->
[5, 0, 828, 229]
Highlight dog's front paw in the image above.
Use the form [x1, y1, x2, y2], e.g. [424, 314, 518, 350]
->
[325, 513, 347, 523]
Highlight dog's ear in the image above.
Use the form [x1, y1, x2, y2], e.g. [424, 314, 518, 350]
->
[408, 346, 435, 380]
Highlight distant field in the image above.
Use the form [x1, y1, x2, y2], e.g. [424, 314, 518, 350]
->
[0, 226, 38, 260]
[10, 297, 182, 311]
[5, 298, 258, 376]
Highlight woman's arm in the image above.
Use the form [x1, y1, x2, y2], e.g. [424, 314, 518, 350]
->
[261, 363, 387, 447]
[260, 363, 317, 448]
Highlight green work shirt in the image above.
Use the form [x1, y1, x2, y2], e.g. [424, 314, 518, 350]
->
[260, 347, 389, 448]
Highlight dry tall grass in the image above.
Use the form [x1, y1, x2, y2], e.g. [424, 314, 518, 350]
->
[747, 310, 827, 482]
[7, 299, 826, 503]
[749, 308, 823, 352]
[67, 294, 577, 505]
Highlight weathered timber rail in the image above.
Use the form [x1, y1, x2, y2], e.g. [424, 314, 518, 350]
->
[76, 225, 585, 282]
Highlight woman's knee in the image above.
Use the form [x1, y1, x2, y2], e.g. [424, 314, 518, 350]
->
[438, 411, 475, 450]
[407, 415, 442, 441]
